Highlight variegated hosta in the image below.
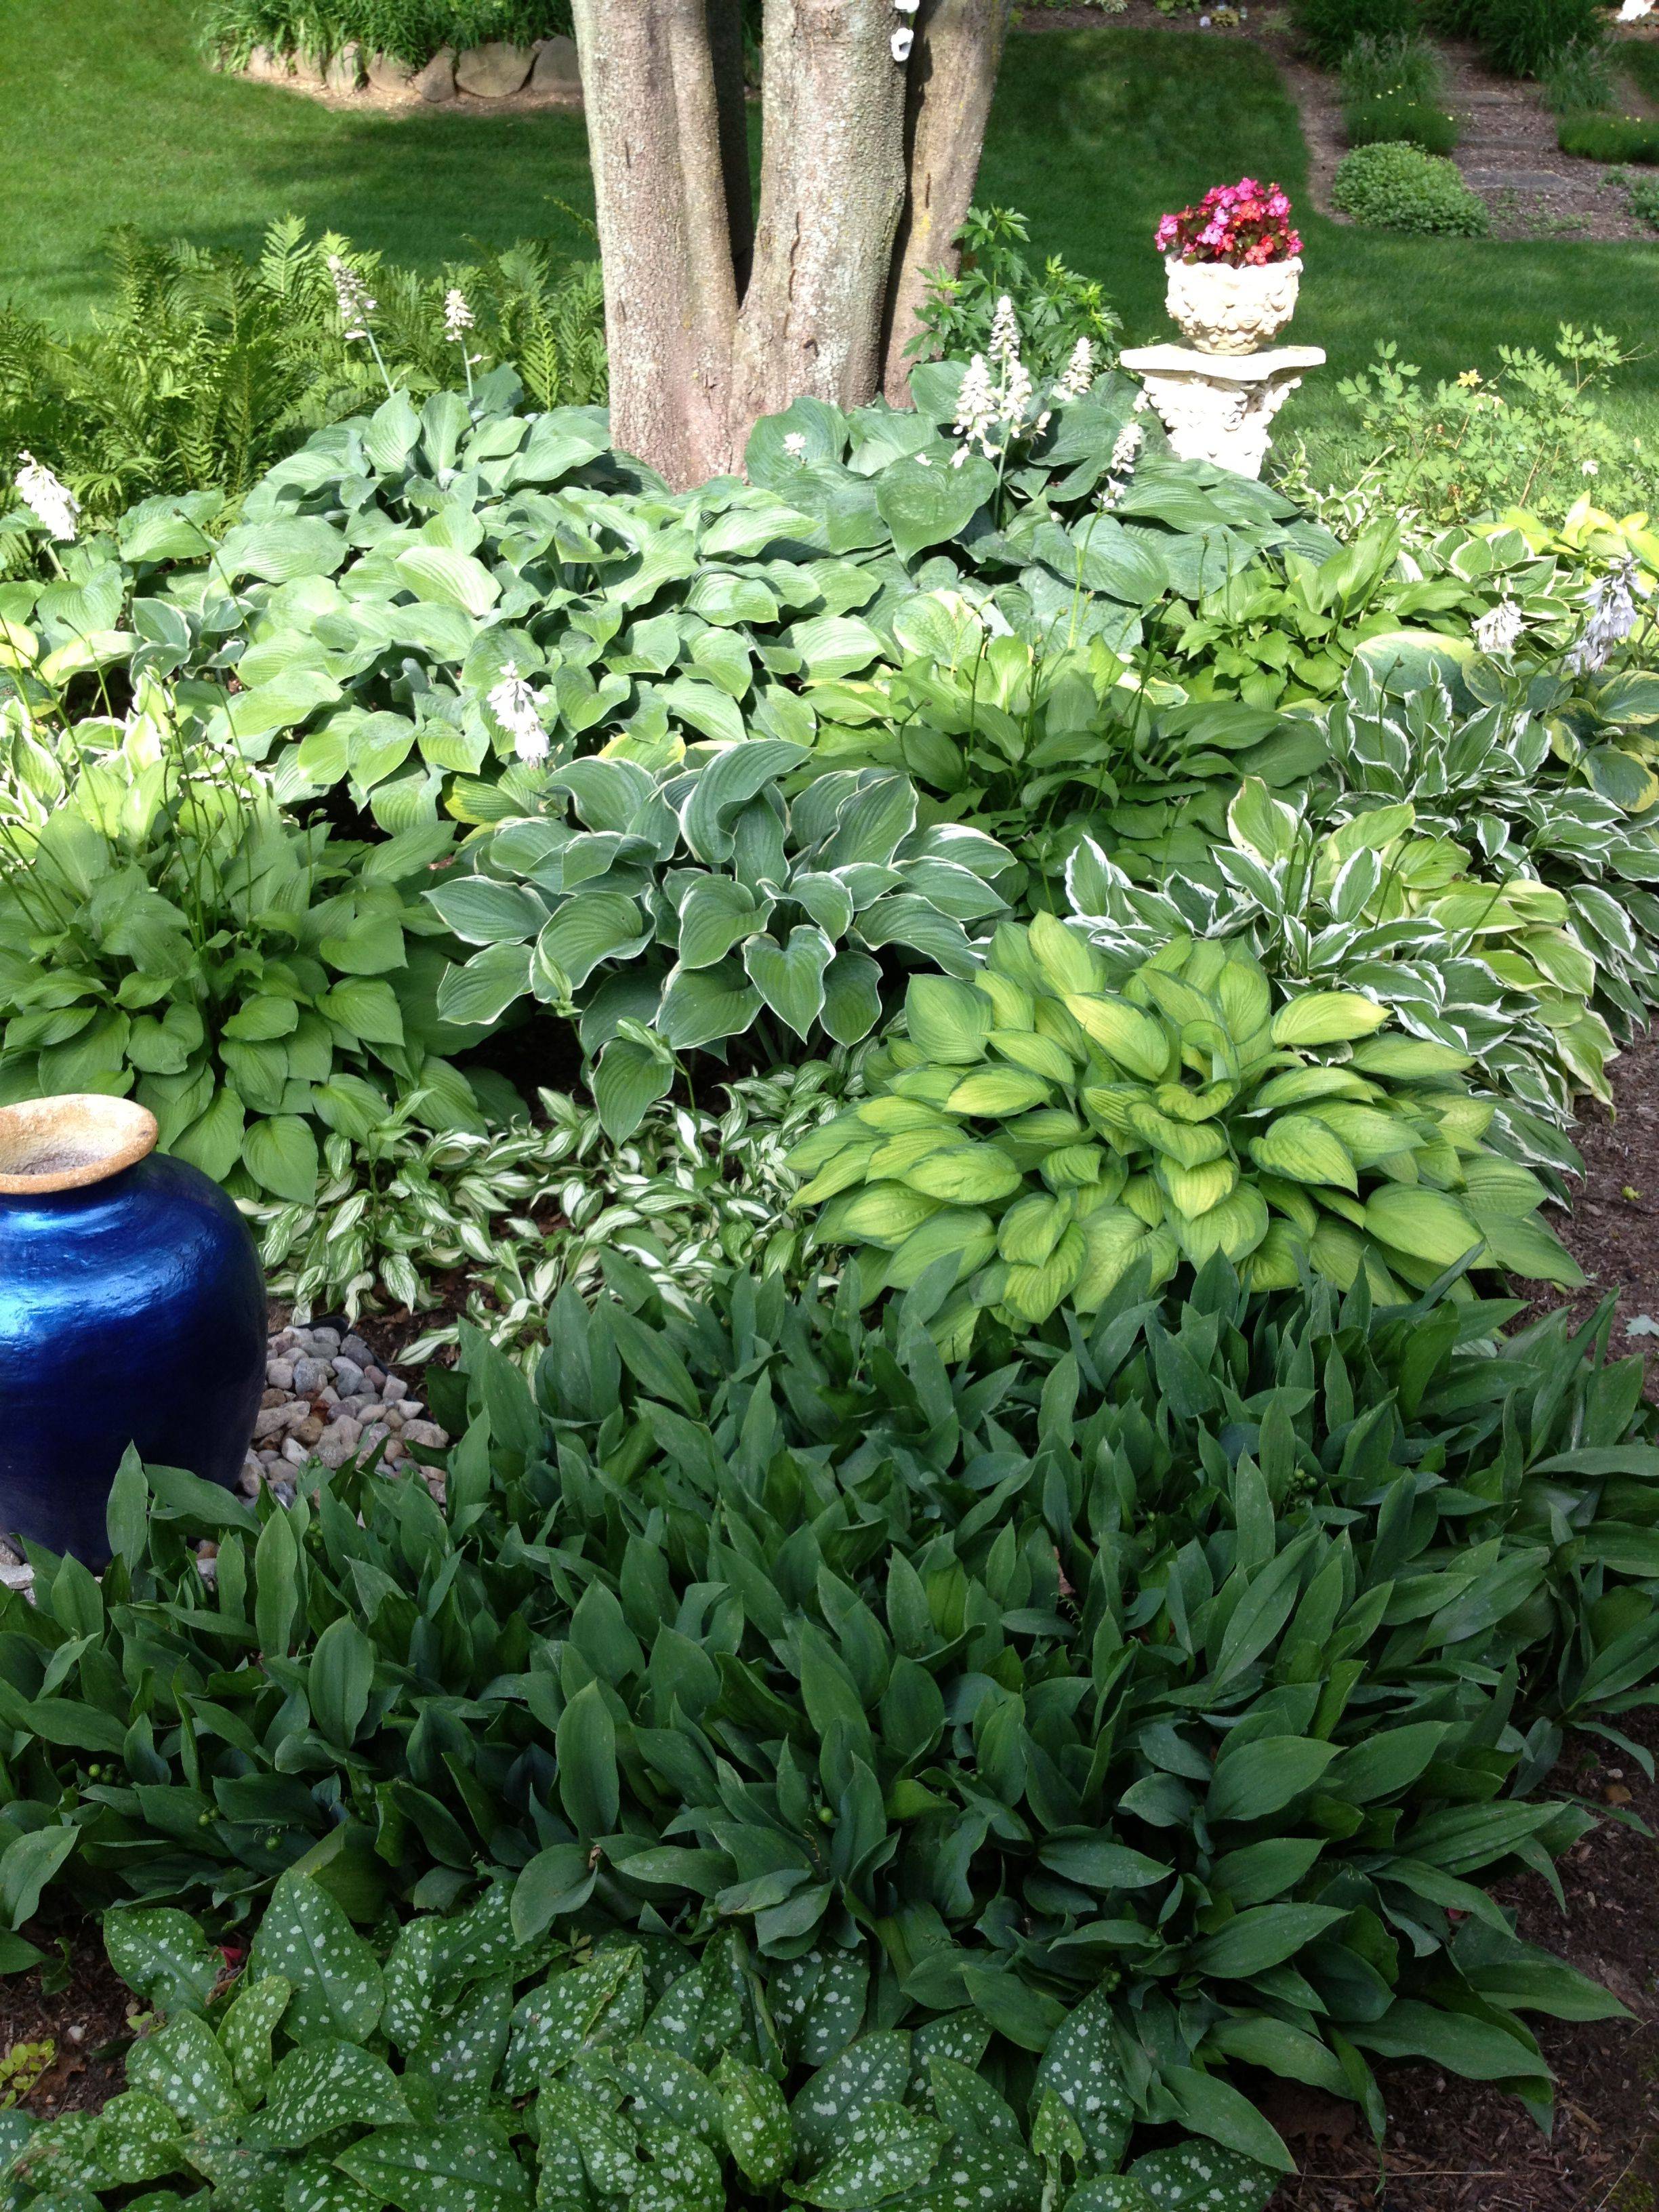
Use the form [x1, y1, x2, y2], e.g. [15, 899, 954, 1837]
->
[789, 914, 1582, 1336]
[1323, 657, 1659, 1031]
[428, 743, 1015, 1106]
[1068, 774, 1616, 1164]
[249, 1063, 854, 1361]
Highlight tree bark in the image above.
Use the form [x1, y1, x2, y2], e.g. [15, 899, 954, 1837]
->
[571, 0, 739, 487]
[881, 0, 1012, 403]
[705, 0, 755, 298]
[728, 0, 910, 444]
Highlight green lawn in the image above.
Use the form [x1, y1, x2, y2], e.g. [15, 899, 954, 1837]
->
[5, 6, 1657, 473]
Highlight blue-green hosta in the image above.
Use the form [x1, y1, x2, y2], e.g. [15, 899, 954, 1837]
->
[1067, 775, 1616, 1151]
[426, 745, 1015, 1130]
[0, 1877, 1277, 2211]
[788, 915, 1582, 1337]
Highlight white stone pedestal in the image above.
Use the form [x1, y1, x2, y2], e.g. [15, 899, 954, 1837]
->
[1120, 344, 1325, 480]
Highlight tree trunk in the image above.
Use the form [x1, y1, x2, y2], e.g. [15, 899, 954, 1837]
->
[570, 0, 739, 487]
[881, 0, 1013, 403]
[727, 0, 910, 444]
[573, 0, 1009, 487]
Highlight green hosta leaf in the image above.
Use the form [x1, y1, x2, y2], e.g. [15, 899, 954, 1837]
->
[1364, 1184, 1485, 1269]
[744, 926, 835, 1041]
[246, 1872, 384, 2043]
[104, 1907, 222, 2018]
[1208, 1738, 1339, 1824]
[1031, 1990, 1133, 2172]
[395, 545, 502, 619]
[438, 943, 534, 1027]
[1248, 1115, 1356, 1191]
[1189, 1902, 1349, 1980]
[592, 1035, 675, 1143]
[535, 895, 653, 993]
[1126, 2137, 1278, 2209]
[337, 2116, 531, 2212]
[1268, 993, 1389, 1047]
[875, 453, 997, 564]
[425, 878, 548, 945]
[556, 1679, 620, 1840]
[125, 2011, 243, 2125]
[308, 1616, 375, 1749]
[716, 2054, 792, 2186]
[249, 2039, 411, 2148]
[241, 1114, 319, 1204]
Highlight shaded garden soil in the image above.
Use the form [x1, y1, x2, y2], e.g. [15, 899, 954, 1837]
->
[1023, 5, 1659, 243]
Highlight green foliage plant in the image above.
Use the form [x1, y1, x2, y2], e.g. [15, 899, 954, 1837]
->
[1477, 0, 1607, 77]
[0, 681, 503, 1201]
[426, 746, 1018, 1127]
[1331, 142, 1491, 236]
[789, 914, 1582, 1340]
[1345, 96, 1462, 155]
[1540, 35, 1620, 115]
[1290, 0, 1418, 64]
[1338, 31, 1446, 106]
[1, 1269, 1652, 2131]
[3, 1879, 1280, 2211]
[1557, 113, 1659, 163]
[199, 0, 574, 67]
[1067, 775, 1618, 1136]
[912, 207, 1122, 385]
[1627, 169, 1659, 231]
[0, 220, 605, 533]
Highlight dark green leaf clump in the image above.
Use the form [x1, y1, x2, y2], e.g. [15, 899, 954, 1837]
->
[3, 1876, 1279, 2210]
[0, 1264, 1652, 2126]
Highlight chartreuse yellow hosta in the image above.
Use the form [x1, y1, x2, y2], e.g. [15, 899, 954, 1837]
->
[788, 914, 1584, 1331]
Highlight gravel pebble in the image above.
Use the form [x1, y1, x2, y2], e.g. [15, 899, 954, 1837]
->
[238, 1324, 451, 1498]
[341, 1334, 374, 1367]
[266, 1358, 295, 1391]
[331, 1358, 365, 1397]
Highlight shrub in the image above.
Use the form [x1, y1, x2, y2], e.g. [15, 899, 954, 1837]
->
[1290, 0, 1417, 65]
[199, 0, 573, 67]
[1339, 29, 1445, 104]
[1332, 140, 1490, 234]
[914, 207, 1122, 385]
[6, 1879, 1283, 2207]
[0, 687, 501, 1203]
[1345, 94, 1462, 152]
[1629, 169, 1659, 229]
[1557, 112, 1659, 162]
[0, 1269, 1651, 2125]
[790, 916, 1582, 1331]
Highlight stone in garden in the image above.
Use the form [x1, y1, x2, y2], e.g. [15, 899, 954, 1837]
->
[331, 1357, 365, 1395]
[1119, 344, 1324, 480]
[382, 1375, 407, 1404]
[367, 49, 419, 93]
[289, 48, 327, 88]
[309, 1326, 341, 1353]
[281, 1437, 309, 1467]
[455, 41, 534, 97]
[295, 1414, 326, 1447]
[531, 35, 581, 93]
[245, 45, 288, 82]
[364, 1366, 386, 1391]
[291, 1355, 327, 1396]
[324, 41, 364, 93]
[341, 1334, 373, 1366]
[266, 1357, 294, 1390]
[401, 1420, 445, 1450]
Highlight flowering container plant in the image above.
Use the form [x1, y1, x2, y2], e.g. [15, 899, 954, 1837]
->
[1155, 177, 1303, 354]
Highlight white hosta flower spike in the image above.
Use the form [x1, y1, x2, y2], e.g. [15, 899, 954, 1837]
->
[325, 253, 376, 342]
[443, 287, 474, 342]
[988, 293, 1021, 363]
[952, 353, 999, 464]
[489, 668, 550, 763]
[1054, 336, 1096, 401]
[1568, 561, 1641, 675]
[1474, 599, 1523, 656]
[14, 451, 79, 544]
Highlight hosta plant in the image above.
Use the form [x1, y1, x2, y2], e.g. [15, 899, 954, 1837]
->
[1068, 775, 1617, 1143]
[0, 1266, 1652, 2144]
[788, 914, 1582, 1340]
[3, 1879, 1277, 2208]
[251, 1061, 854, 1355]
[0, 687, 493, 1200]
[428, 745, 1016, 1114]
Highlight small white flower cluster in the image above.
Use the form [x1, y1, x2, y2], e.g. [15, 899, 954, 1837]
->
[1054, 337, 1097, 403]
[1099, 419, 1144, 511]
[443, 287, 474, 345]
[13, 451, 79, 544]
[953, 302, 1108, 470]
[892, 0, 917, 62]
[782, 430, 808, 460]
[1568, 561, 1643, 676]
[489, 668, 550, 764]
[326, 253, 375, 343]
[1473, 598, 1524, 657]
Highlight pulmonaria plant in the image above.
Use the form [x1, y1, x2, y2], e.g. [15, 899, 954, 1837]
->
[1155, 177, 1302, 265]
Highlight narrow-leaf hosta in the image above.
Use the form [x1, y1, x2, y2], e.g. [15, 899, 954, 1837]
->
[0, 1268, 1654, 2139]
[5, 1877, 1279, 2208]
[790, 913, 1580, 1342]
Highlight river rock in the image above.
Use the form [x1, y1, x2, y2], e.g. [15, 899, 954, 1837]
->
[324, 41, 364, 92]
[367, 49, 418, 93]
[531, 35, 581, 92]
[416, 47, 457, 102]
[455, 41, 533, 96]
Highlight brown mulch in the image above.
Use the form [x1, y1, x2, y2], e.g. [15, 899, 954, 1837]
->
[1021, 3, 1659, 243]
[0, 1924, 141, 2124]
[1521, 1025, 1659, 1384]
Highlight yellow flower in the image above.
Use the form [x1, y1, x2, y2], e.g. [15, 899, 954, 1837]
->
[1456, 369, 1483, 388]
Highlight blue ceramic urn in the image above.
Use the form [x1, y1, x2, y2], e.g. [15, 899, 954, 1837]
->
[0, 1095, 266, 1563]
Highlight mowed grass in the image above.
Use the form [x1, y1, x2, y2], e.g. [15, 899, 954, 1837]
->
[3, 7, 1656, 478]
[0, 0, 596, 317]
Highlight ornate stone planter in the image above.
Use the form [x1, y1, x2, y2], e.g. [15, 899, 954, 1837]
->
[0, 1097, 265, 1562]
[1119, 345, 1326, 480]
[1164, 255, 1302, 356]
